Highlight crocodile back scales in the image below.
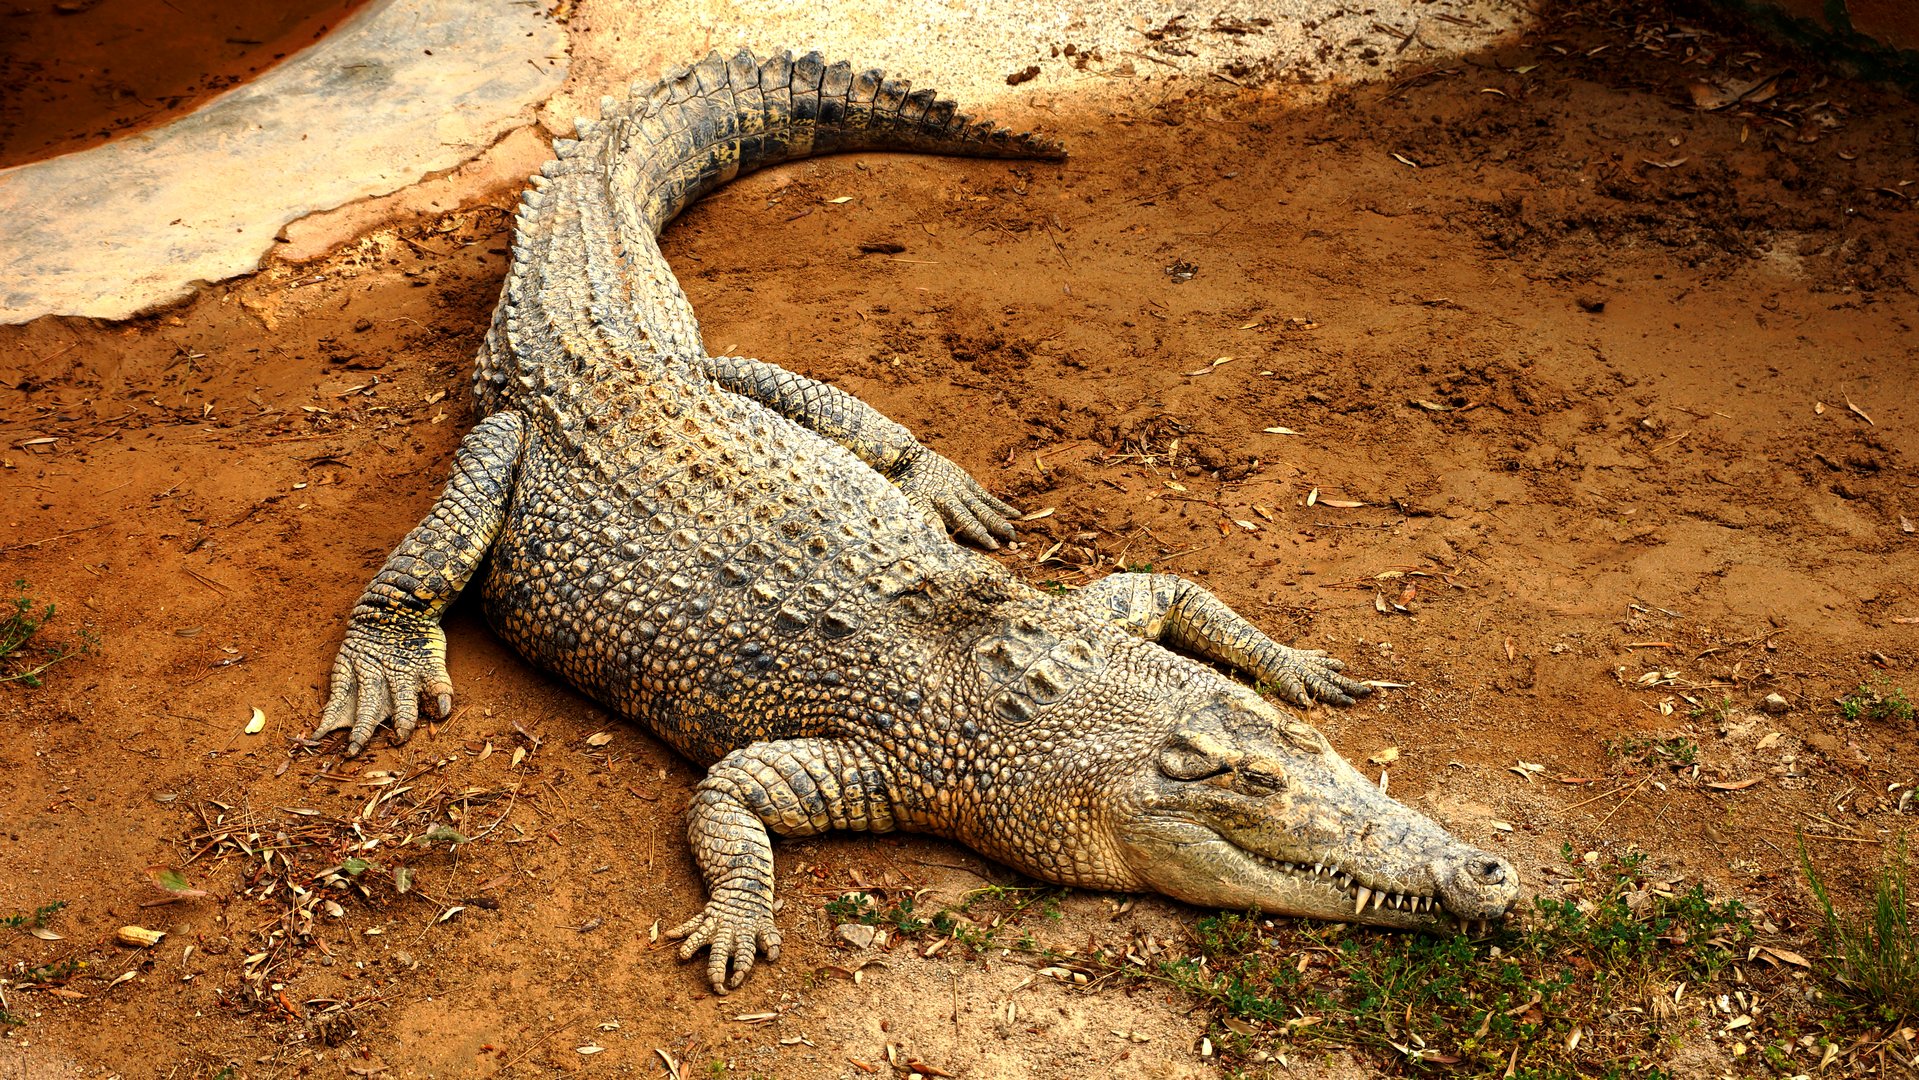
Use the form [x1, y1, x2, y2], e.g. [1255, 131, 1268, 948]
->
[472, 50, 1069, 773]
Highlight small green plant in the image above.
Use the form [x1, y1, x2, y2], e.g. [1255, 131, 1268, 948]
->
[23, 958, 80, 984]
[1687, 695, 1736, 725]
[823, 892, 928, 935]
[1836, 676, 1915, 725]
[1, 581, 96, 687]
[1606, 735, 1700, 768]
[1801, 833, 1917, 1024]
[0, 899, 66, 932]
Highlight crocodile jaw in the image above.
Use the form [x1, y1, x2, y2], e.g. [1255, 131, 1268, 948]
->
[1119, 818, 1517, 933]
[1109, 688, 1521, 932]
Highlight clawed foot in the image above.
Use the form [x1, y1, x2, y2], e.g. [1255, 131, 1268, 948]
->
[667, 890, 782, 994]
[1261, 647, 1372, 709]
[311, 619, 453, 757]
[897, 448, 1020, 550]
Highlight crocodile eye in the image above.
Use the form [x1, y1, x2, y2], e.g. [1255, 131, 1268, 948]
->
[1232, 759, 1287, 796]
[1158, 732, 1234, 780]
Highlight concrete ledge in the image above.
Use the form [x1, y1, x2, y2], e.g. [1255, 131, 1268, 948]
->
[0, 0, 565, 324]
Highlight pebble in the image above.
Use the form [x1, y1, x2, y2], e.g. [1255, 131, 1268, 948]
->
[837, 923, 876, 949]
[1759, 692, 1790, 714]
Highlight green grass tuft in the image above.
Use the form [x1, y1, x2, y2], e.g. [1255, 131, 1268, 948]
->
[1801, 833, 1918, 1024]
[1120, 854, 1749, 1076]
[0, 580, 97, 687]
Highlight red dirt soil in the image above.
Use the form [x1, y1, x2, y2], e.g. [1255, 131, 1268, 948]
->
[1, 3, 1916, 1077]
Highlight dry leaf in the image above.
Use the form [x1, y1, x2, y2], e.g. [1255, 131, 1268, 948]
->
[1641, 157, 1689, 169]
[1845, 396, 1875, 426]
[1320, 498, 1367, 508]
[827, 196, 853, 204]
[1369, 747, 1401, 765]
[1305, 488, 1319, 507]
[436, 906, 465, 923]
[1413, 399, 1456, 411]
[1232, 519, 1260, 532]
[244, 706, 266, 735]
[586, 731, 614, 747]
[1814, 401, 1826, 414]
[28, 926, 63, 940]
[1164, 481, 1188, 493]
[1019, 507, 1056, 521]
[1391, 152, 1420, 168]
[510, 746, 527, 768]
[1182, 357, 1233, 377]
[1761, 946, 1811, 968]
[1706, 778, 1761, 791]
[1688, 74, 1780, 111]
[1261, 426, 1302, 435]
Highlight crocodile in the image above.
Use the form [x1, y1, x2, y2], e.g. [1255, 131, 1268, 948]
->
[311, 48, 1522, 994]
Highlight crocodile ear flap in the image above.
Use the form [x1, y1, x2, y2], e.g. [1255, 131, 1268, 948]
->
[1158, 730, 1237, 781]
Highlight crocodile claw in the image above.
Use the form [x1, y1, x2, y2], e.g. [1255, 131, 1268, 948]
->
[897, 448, 1019, 550]
[312, 620, 454, 757]
[1260, 647, 1372, 709]
[667, 891, 782, 994]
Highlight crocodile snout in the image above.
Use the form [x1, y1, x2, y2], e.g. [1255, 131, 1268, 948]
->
[1436, 850, 1522, 922]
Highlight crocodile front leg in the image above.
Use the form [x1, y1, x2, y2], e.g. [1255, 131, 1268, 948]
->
[1066, 572, 1370, 707]
[311, 411, 526, 756]
[700, 354, 1020, 548]
[668, 737, 901, 993]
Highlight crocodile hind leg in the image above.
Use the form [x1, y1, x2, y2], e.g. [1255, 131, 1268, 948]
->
[1065, 572, 1370, 707]
[699, 354, 1020, 548]
[668, 737, 900, 993]
[311, 411, 526, 757]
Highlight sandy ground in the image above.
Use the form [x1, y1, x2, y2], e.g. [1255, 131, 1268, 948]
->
[2, 2, 1917, 1078]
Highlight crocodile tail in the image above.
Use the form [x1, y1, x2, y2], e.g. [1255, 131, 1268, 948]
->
[570, 49, 1066, 234]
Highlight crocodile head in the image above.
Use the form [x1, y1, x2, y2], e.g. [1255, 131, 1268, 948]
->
[1111, 683, 1520, 933]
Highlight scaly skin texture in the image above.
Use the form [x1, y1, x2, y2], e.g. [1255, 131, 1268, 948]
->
[314, 48, 1522, 994]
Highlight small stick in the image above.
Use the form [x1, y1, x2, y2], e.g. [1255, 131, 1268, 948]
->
[0, 521, 108, 554]
[1597, 776, 1653, 827]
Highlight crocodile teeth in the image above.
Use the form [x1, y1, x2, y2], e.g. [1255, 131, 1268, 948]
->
[1370, 891, 1385, 912]
[1352, 887, 1373, 915]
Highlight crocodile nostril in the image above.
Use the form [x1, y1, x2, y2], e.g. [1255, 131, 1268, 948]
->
[1476, 859, 1507, 885]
